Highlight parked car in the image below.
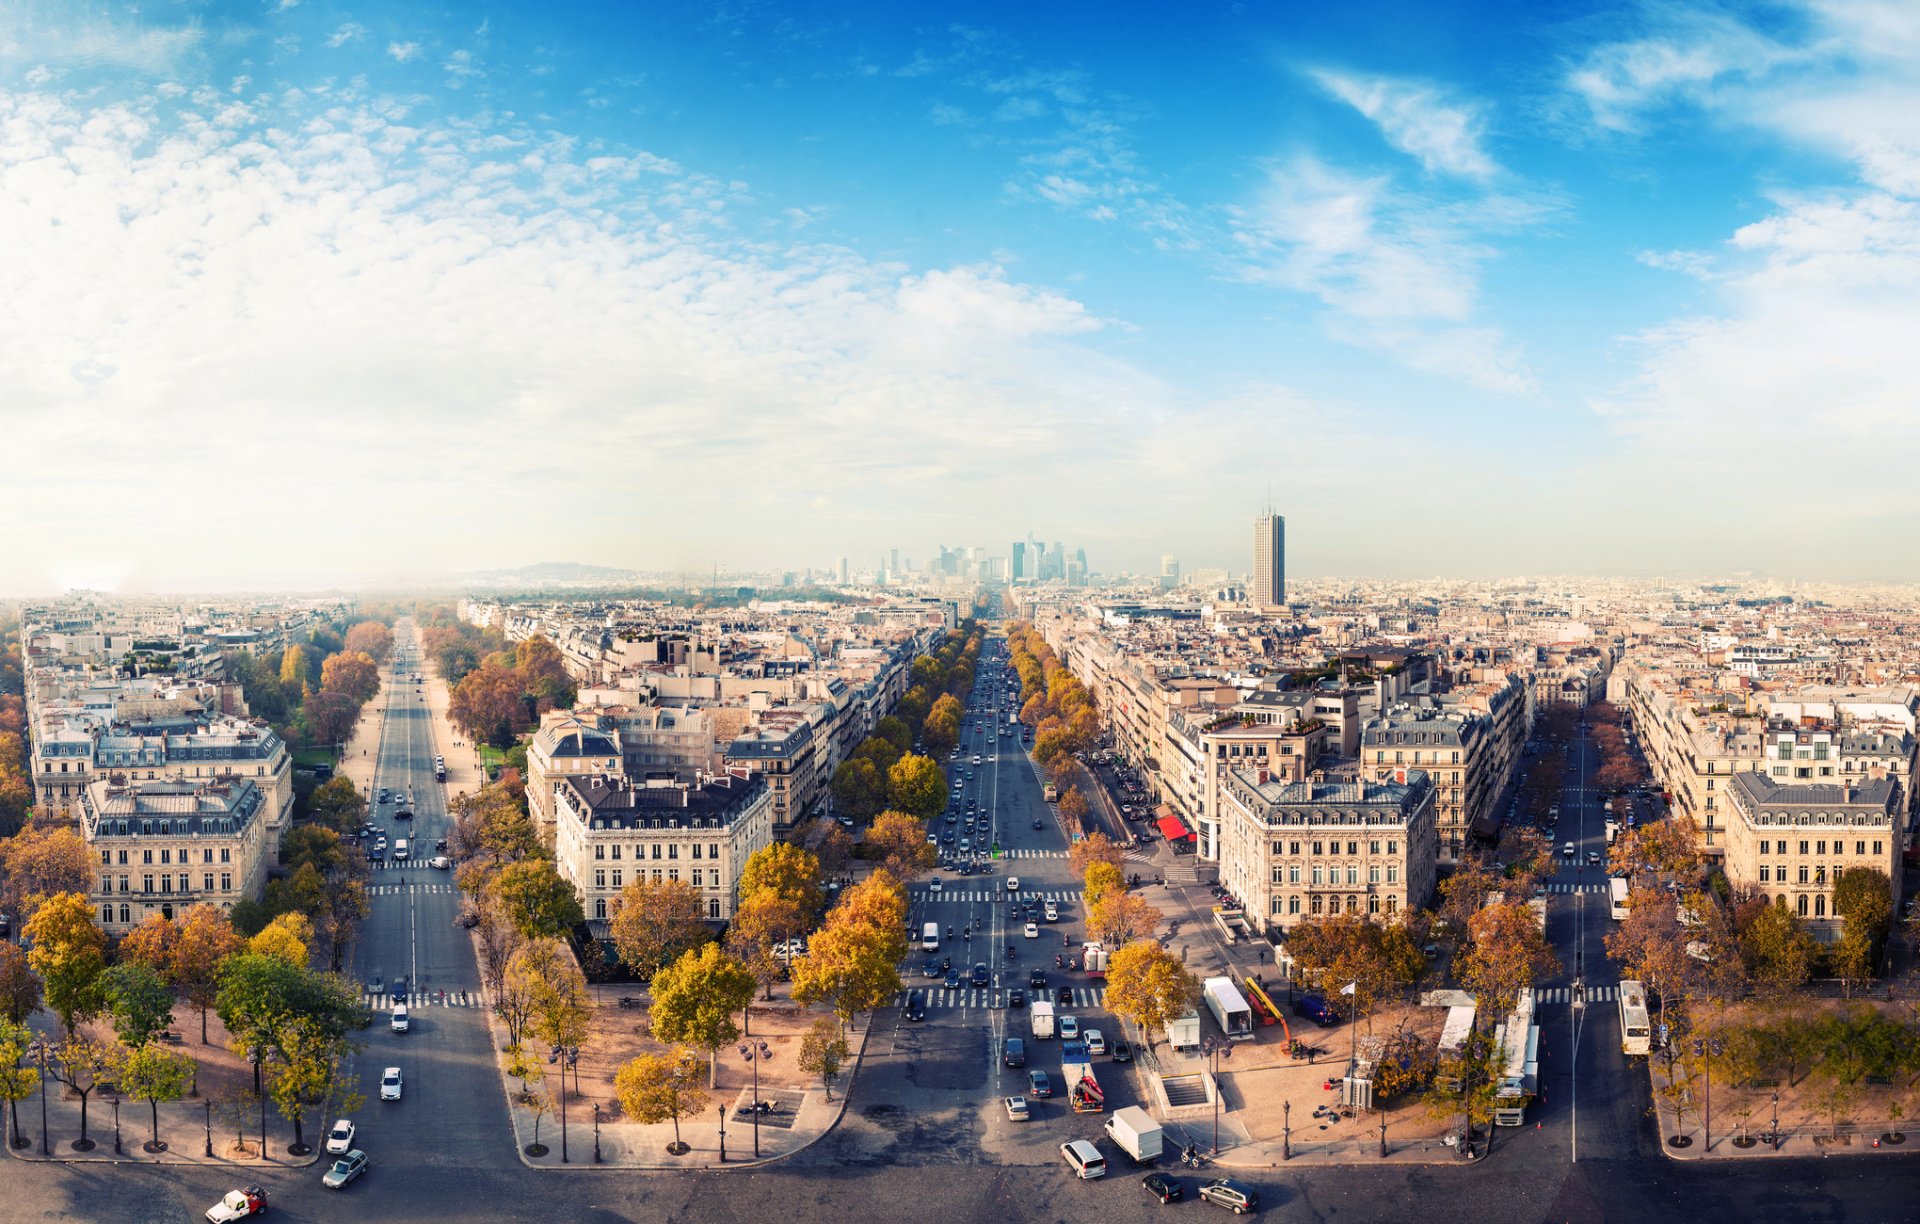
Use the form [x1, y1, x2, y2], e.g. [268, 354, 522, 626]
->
[1142, 1173, 1184, 1204]
[1111, 1038, 1133, 1063]
[322, 1150, 369, 1190]
[1293, 995, 1338, 1027]
[1198, 1178, 1259, 1214]
[325, 1118, 356, 1154]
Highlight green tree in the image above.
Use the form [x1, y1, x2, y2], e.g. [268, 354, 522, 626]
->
[101, 961, 177, 1048]
[607, 878, 708, 979]
[23, 891, 107, 1035]
[1103, 941, 1202, 1049]
[48, 1033, 120, 1149]
[886, 754, 947, 821]
[268, 1017, 360, 1153]
[830, 759, 886, 822]
[214, 954, 361, 1094]
[0, 1017, 40, 1150]
[865, 811, 937, 881]
[650, 943, 757, 1086]
[873, 716, 912, 757]
[116, 1043, 197, 1152]
[614, 1047, 708, 1153]
[1833, 866, 1894, 968]
[492, 859, 585, 942]
[798, 1016, 851, 1100]
[306, 776, 368, 834]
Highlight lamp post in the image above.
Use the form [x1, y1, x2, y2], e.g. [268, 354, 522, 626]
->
[1201, 1035, 1231, 1156]
[1283, 1099, 1291, 1161]
[1692, 1036, 1724, 1151]
[716, 1104, 727, 1163]
[205, 1099, 214, 1158]
[548, 1044, 579, 1164]
[593, 1103, 603, 1164]
[1772, 1091, 1780, 1151]
[739, 1039, 770, 1158]
[111, 1096, 121, 1156]
[34, 1043, 49, 1156]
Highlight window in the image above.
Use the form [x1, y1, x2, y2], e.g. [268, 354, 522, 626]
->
[1817, 840, 1827, 855]
[1288, 896, 1301, 914]
[99, 874, 110, 893]
[1814, 895, 1826, 918]
[709, 899, 722, 919]
[611, 870, 623, 888]
[652, 869, 663, 883]
[1271, 897, 1284, 915]
[203, 849, 214, 864]
[1856, 841, 1866, 856]
[117, 850, 127, 865]
[1797, 894, 1809, 916]
[1799, 840, 1809, 855]
[1288, 865, 1300, 884]
[1272, 867, 1285, 885]
[1386, 897, 1398, 914]
[220, 873, 231, 891]
[143, 874, 153, 892]
[1387, 865, 1398, 884]
[694, 870, 705, 887]
[102, 905, 113, 925]
[1310, 895, 1324, 915]
[649, 844, 661, 860]
[203, 873, 214, 892]
[1387, 841, 1398, 855]
[595, 845, 605, 860]
[1312, 841, 1323, 856]
[709, 844, 720, 858]
[1368, 896, 1381, 915]
[118, 876, 128, 893]
[1874, 840, 1884, 855]
[1369, 865, 1381, 884]
[220, 848, 230, 863]
[99, 849, 110, 865]
[1289, 841, 1301, 856]
[1347, 841, 1358, 856]
[611, 845, 623, 860]
[594, 869, 606, 888]
[1345, 866, 1358, 885]
[1760, 865, 1771, 883]
[595, 899, 607, 920]
[143, 849, 153, 865]
[1798, 865, 1809, 884]
[1311, 866, 1323, 886]
[1369, 840, 1380, 855]
[668, 844, 679, 860]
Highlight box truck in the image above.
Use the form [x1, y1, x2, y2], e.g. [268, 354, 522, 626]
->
[1030, 1000, 1055, 1039]
[1104, 1106, 1163, 1164]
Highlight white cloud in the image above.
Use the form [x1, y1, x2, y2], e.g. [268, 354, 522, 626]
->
[0, 4, 203, 76]
[387, 40, 421, 63]
[928, 102, 970, 126]
[326, 23, 366, 49]
[1313, 69, 1499, 179]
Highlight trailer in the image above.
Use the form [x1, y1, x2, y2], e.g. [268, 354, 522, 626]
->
[1203, 976, 1254, 1040]
[1060, 1042, 1104, 1113]
[1080, 941, 1109, 979]
[1030, 1000, 1055, 1039]
[1166, 1009, 1201, 1052]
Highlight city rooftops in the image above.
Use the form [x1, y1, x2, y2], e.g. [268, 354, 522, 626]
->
[1225, 767, 1433, 825]
[1725, 771, 1898, 820]
[557, 770, 766, 831]
[80, 777, 264, 838]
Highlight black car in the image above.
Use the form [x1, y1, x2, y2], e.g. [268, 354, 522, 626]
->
[391, 976, 409, 1002]
[924, 958, 943, 979]
[1007, 988, 1027, 1009]
[1029, 968, 1047, 989]
[971, 962, 990, 987]
[943, 969, 962, 990]
[1142, 1173, 1184, 1204]
[1056, 986, 1073, 1005]
[903, 993, 926, 1022]
[1111, 1039, 1133, 1063]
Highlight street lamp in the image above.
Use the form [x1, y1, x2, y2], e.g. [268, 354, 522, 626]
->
[739, 1040, 770, 1158]
[34, 1042, 49, 1156]
[1692, 1036, 1724, 1151]
[1200, 1035, 1232, 1156]
[205, 1099, 214, 1158]
[1283, 1099, 1291, 1161]
[548, 1044, 579, 1164]
[1772, 1091, 1780, 1151]
[111, 1096, 121, 1156]
[593, 1103, 603, 1164]
[716, 1104, 727, 1163]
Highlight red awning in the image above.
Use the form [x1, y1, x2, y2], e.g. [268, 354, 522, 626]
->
[1156, 815, 1194, 841]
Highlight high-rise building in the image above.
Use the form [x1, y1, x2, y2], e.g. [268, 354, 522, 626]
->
[835, 556, 849, 584]
[1253, 511, 1286, 609]
[1010, 541, 1025, 582]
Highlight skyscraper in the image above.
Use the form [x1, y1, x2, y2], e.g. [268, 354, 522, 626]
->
[1010, 541, 1025, 582]
[1253, 511, 1285, 609]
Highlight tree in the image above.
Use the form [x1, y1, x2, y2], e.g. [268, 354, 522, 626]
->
[343, 621, 394, 662]
[650, 943, 756, 1086]
[250, 912, 314, 966]
[24, 892, 107, 1035]
[268, 1016, 360, 1154]
[1087, 890, 1162, 946]
[48, 1033, 120, 1148]
[1738, 898, 1817, 996]
[873, 716, 912, 757]
[0, 1017, 39, 1151]
[1458, 903, 1560, 1017]
[737, 843, 824, 916]
[319, 651, 380, 703]
[306, 776, 367, 834]
[1833, 867, 1894, 952]
[117, 1043, 196, 1152]
[473, 902, 521, 1001]
[492, 859, 585, 942]
[0, 942, 41, 1025]
[885, 753, 948, 821]
[1285, 912, 1426, 1019]
[1103, 941, 1201, 1048]
[510, 939, 592, 1072]
[171, 904, 245, 1043]
[1057, 787, 1089, 833]
[829, 759, 886, 823]
[0, 825, 91, 929]
[1068, 832, 1125, 879]
[303, 690, 362, 748]
[118, 913, 179, 974]
[814, 825, 855, 880]
[214, 954, 362, 1092]
[1609, 820, 1701, 880]
[791, 921, 902, 1030]
[865, 811, 938, 881]
[614, 1047, 709, 1153]
[798, 1016, 851, 1100]
[101, 961, 177, 1048]
[729, 891, 810, 1001]
[1083, 861, 1124, 910]
[607, 878, 708, 979]
[921, 709, 959, 758]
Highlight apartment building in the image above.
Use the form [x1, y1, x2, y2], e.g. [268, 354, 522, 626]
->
[1216, 768, 1437, 936]
[723, 715, 819, 835]
[1723, 772, 1901, 940]
[1360, 705, 1491, 866]
[552, 770, 773, 933]
[526, 714, 625, 836]
[79, 777, 271, 934]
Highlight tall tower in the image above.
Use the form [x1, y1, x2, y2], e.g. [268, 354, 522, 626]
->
[1010, 541, 1025, 582]
[1253, 510, 1285, 610]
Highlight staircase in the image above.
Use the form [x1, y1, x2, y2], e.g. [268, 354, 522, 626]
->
[1161, 1074, 1210, 1108]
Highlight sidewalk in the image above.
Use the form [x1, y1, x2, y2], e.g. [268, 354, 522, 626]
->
[1649, 1052, 1919, 1162]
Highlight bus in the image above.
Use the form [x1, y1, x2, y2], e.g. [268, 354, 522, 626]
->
[1619, 980, 1652, 1055]
[1609, 876, 1631, 922]
[1492, 988, 1539, 1126]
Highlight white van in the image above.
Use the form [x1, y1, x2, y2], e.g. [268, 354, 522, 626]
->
[393, 838, 410, 861]
[922, 922, 940, 952]
[391, 1003, 409, 1033]
[1060, 1139, 1106, 1179]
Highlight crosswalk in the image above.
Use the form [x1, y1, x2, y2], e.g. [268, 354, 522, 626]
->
[1000, 849, 1067, 860]
[918, 889, 1084, 905]
[899, 986, 1107, 1011]
[367, 882, 457, 896]
[1535, 984, 1619, 1004]
[361, 990, 484, 1009]
[1542, 882, 1606, 894]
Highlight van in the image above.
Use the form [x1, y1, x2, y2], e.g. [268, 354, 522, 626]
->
[922, 922, 940, 953]
[1004, 1037, 1026, 1068]
[391, 1003, 409, 1033]
[1060, 1139, 1106, 1179]
[1294, 994, 1338, 1026]
[1561, 842, 1575, 859]
[393, 838, 410, 861]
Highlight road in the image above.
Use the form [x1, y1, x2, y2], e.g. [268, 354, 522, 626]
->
[6, 644, 1914, 1222]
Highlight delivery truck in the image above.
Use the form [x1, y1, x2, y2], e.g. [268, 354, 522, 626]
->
[1080, 941, 1109, 979]
[1103, 1105, 1163, 1164]
[1030, 1000, 1055, 1039]
[1166, 1009, 1201, 1052]
[1203, 976, 1254, 1040]
[1060, 1041, 1103, 1113]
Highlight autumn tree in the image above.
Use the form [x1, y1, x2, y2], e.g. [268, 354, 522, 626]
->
[1083, 861, 1124, 910]
[118, 913, 179, 975]
[607, 878, 708, 979]
[1068, 832, 1125, 879]
[0, 1017, 39, 1150]
[24, 891, 107, 1034]
[493, 859, 585, 942]
[798, 1016, 851, 1100]
[171, 904, 245, 1043]
[0, 825, 92, 929]
[250, 912, 314, 966]
[886, 753, 948, 822]
[1833, 867, 1893, 955]
[320, 651, 380, 703]
[1458, 902, 1560, 1017]
[1104, 941, 1202, 1049]
[1609, 820, 1701, 881]
[268, 1015, 360, 1154]
[615, 1047, 708, 1154]
[1284, 912, 1426, 1019]
[117, 1043, 197, 1152]
[1087, 890, 1162, 947]
[48, 1033, 119, 1149]
[865, 811, 937, 881]
[0, 942, 42, 1025]
[514, 939, 593, 1075]
[829, 758, 886, 823]
[1057, 787, 1089, 833]
[737, 843, 824, 916]
[342, 621, 394, 662]
[650, 942, 757, 1086]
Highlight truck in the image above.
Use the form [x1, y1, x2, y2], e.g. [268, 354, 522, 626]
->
[1166, 1009, 1201, 1052]
[1060, 1041, 1103, 1113]
[1103, 1105, 1162, 1164]
[1203, 976, 1254, 1040]
[1080, 942, 1109, 979]
[1043, 783, 1060, 803]
[1492, 988, 1540, 1126]
[1030, 1000, 1055, 1039]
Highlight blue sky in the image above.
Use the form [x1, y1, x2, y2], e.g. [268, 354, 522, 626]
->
[4, 0, 1919, 591]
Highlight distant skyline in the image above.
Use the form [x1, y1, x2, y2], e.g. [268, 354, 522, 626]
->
[5, 1, 1920, 594]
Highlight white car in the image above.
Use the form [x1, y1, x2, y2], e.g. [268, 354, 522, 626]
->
[1059, 1014, 1080, 1040]
[379, 1066, 403, 1101]
[1006, 877, 1020, 892]
[1024, 922, 1039, 939]
[325, 1118, 356, 1154]
[928, 877, 942, 893]
[1084, 1029, 1107, 1055]
[429, 855, 451, 869]
[205, 1188, 269, 1222]
[1004, 1094, 1030, 1121]
[1044, 902, 1059, 922]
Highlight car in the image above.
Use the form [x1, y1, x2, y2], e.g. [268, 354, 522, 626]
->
[1021, 921, 1038, 939]
[1586, 851, 1602, 865]
[1029, 968, 1048, 989]
[903, 993, 927, 1022]
[1084, 1028, 1107, 1055]
[1004, 1094, 1030, 1121]
[1057, 986, 1074, 1004]
[429, 855, 451, 869]
[1111, 1038, 1133, 1063]
[1007, 877, 1020, 892]
[1032, 818, 1044, 829]
[1044, 902, 1059, 922]
[927, 833, 938, 844]
[946, 813, 958, 824]
[1197, 1178, 1259, 1213]
[928, 877, 942, 893]
[958, 839, 970, 852]
[1007, 988, 1027, 1009]
[322, 1149, 369, 1190]
[941, 831, 955, 844]
[837, 815, 855, 828]
[1562, 842, 1576, 858]
[924, 958, 943, 979]
[944, 969, 962, 990]
[1004, 1037, 1027, 1067]
[1059, 1014, 1080, 1040]
[1142, 1173, 1184, 1203]
[324, 1118, 356, 1154]
[1293, 995, 1338, 1027]
[1027, 1069, 1053, 1097]
[205, 1187, 270, 1222]
[379, 1067, 403, 1101]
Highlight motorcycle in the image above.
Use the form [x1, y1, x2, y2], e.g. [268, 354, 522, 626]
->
[1055, 955, 1064, 968]
[946, 927, 954, 941]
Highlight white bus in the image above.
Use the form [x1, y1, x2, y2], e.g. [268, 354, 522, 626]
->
[1609, 876, 1631, 922]
[1619, 980, 1652, 1056]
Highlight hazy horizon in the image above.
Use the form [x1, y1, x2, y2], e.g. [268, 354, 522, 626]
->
[7, 1, 1920, 591]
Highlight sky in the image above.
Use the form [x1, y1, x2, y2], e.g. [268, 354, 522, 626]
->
[4, 0, 1920, 593]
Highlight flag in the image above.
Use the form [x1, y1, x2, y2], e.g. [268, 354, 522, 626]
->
[1340, 981, 1356, 996]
